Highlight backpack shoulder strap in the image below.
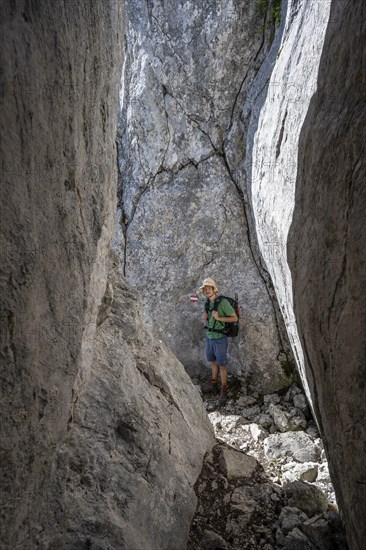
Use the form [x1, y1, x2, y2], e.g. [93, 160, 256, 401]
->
[213, 295, 224, 311]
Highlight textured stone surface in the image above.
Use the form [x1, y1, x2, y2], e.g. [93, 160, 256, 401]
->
[188, 444, 283, 550]
[287, 1, 366, 549]
[269, 403, 307, 433]
[0, 3, 214, 548]
[301, 512, 349, 550]
[282, 527, 316, 550]
[264, 432, 322, 464]
[2, 0, 365, 548]
[284, 481, 328, 517]
[218, 447, 260, 481]
[206, 385, 336, 506]
[282, 462, 318, 484]
[188, 442, 343, 550]
[241, 0, 365, 545]
[118, 0, 294, 392]
[46, 252, 214, 548]
[245, 0, 331, 403]
[0, 2, 124, 547]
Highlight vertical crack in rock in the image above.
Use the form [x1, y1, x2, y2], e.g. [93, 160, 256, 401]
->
[224, 8, 268, 138]
[221, 149, 288, 355]
[123, 181, 152, 275]
[225, 66, 251, 136]
[151, 15, 185, 65]
[276, 109, 288, 159]
[159, 89, 172, 171]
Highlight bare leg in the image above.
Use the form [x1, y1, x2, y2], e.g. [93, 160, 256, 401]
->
[219, 365, 228, 386]
[210, 361, 219, 380]
[218, 365, 228, 404]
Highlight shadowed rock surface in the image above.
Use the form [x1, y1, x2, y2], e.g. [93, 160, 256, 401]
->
[46, 252, 214, 548]
[0, 1, 124, 546]
[0, 2, 214, 548]
[288, 1, 366, 548]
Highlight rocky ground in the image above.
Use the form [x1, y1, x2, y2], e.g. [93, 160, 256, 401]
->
[188, 378, 348, 550]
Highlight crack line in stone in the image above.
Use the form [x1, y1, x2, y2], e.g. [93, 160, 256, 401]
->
[220, 149, 288, 355]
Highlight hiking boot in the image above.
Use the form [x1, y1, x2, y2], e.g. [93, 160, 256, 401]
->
[218, 384, 228, 406]
[201, 379, 219, 394]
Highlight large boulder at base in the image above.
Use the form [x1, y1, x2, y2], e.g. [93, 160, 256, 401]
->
[45, 253, 214, 549]
[188, 444, 284, 550]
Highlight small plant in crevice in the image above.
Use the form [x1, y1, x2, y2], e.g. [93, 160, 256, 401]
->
[258, 0, 282, 27]
[271, 0, 282, 26]
[120, 209, 127, 226]
[280, 357, 303, 387]
[280, 357, 295, 378]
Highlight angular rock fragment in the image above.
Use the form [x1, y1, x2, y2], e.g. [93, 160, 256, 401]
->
[218, 447, 261, 481]
[269, 403, 307, 432]
[284, 481, 328, 517]
[282, 462, 318, 483]
[264, 432, 322, 463]
[283, 527, 317, 550]
[279, 506, 309, 534]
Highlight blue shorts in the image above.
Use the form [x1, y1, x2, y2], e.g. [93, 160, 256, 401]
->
[205, 336, 228, 366]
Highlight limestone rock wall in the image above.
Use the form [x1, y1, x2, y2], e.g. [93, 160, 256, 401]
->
[0, 2, 214, 548]
[0, 1, 124, 546]
[288, 2, 366, 548]
[244, 0, 331, 404]
[45, 252, 214, 548]
[118, 0, 294, 393]
[246, 0, 366, 547]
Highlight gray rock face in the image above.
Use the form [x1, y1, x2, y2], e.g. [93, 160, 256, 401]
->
[0, 2, 124, 547]
[118, 0, 294, 392]
[0, 4, 214, 549]
[245, 0, 332, 404]
[2, 0, 365, 548]
[284, 481, 328, 517]
[301, 512, 348, 550]
[264, 432, 322, 464]
[47, 253, 214, 548]
[243, 0, 365, 546]
[287, 1, 366, 548]
[279, 507, 309, 535]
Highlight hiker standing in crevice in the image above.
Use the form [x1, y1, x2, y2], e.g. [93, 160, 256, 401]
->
[200, 277, 238, 405]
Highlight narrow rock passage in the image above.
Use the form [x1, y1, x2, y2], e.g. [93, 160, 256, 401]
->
[188, 379, 348, 549]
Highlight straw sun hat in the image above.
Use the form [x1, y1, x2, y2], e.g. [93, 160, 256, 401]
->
[199, 277, 219, 294]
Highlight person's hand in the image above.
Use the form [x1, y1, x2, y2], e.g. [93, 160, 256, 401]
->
[212, 311, 220, 320]
[202, 313, 208, 321]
